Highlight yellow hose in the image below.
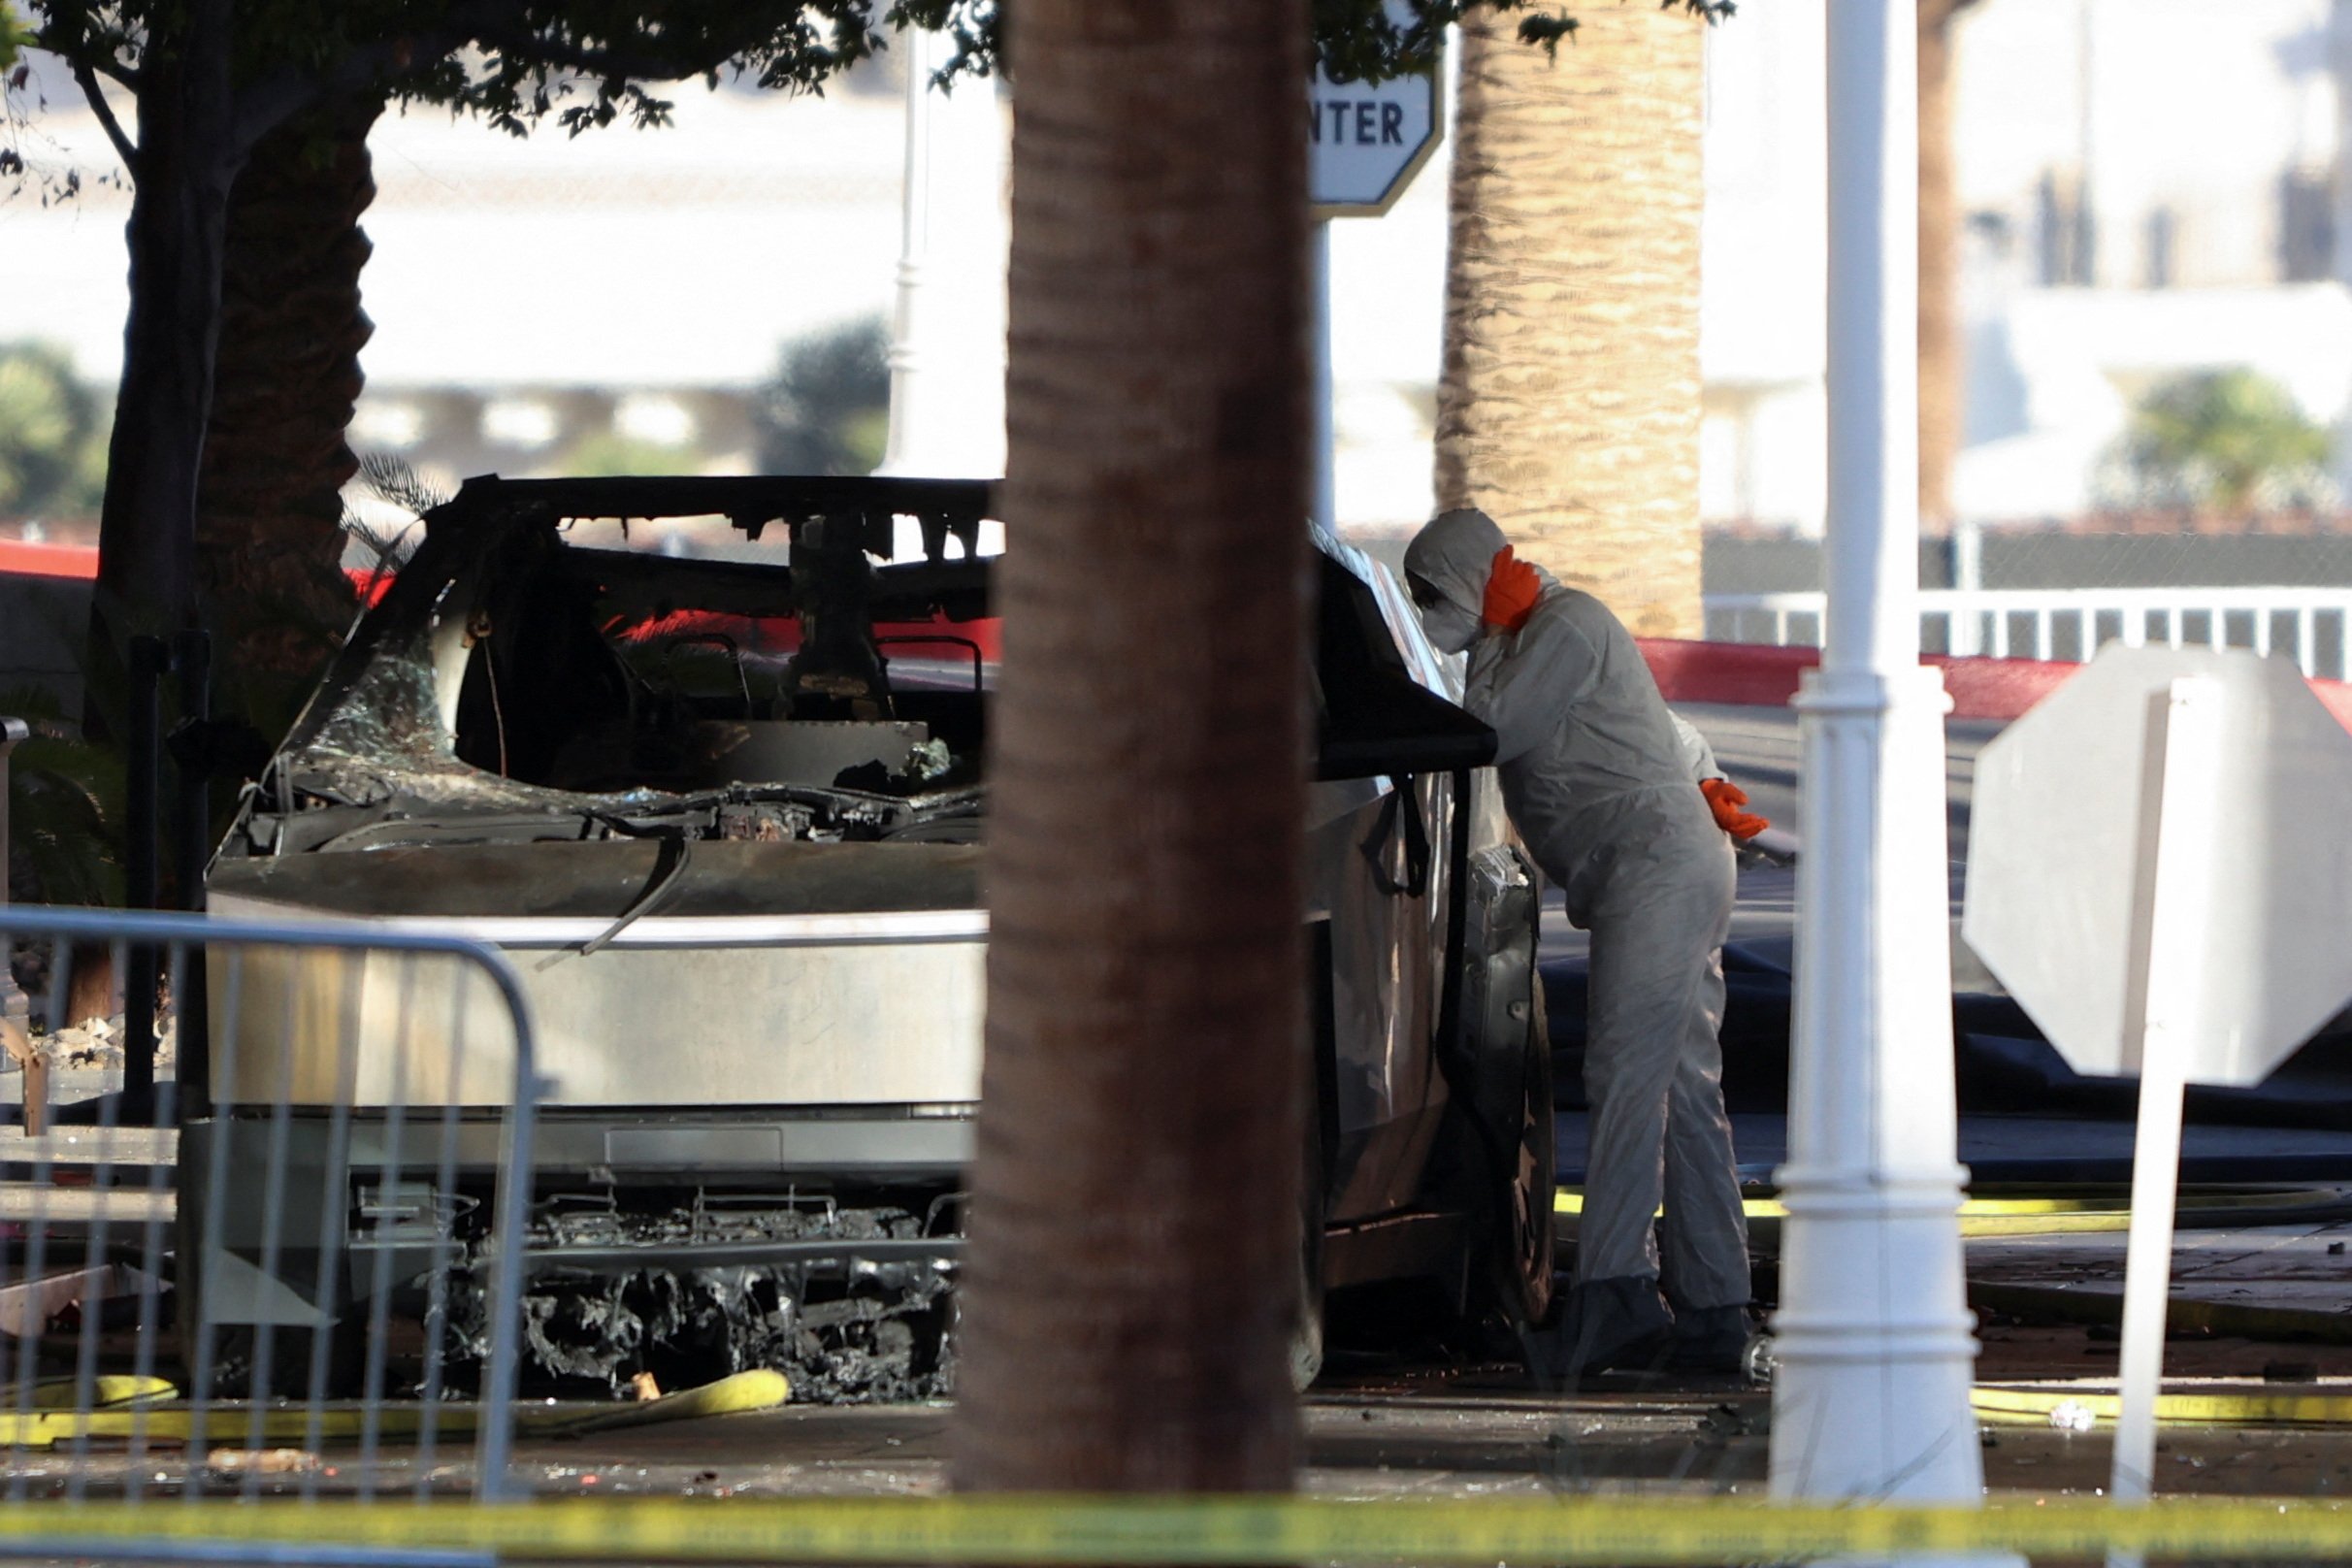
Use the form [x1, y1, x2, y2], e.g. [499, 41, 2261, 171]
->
[1975, 1382, 2352, 1428]
[0, 1368, 790, 1451]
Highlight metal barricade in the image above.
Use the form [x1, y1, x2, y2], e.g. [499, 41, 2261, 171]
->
[0, 903, 539, 1512]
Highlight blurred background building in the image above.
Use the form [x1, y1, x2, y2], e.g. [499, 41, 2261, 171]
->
[8, 0, 2352, 604]
[1699, 0, 2352, 537]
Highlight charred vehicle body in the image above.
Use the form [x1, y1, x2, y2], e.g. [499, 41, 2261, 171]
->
[187, 475, 1552, 1398]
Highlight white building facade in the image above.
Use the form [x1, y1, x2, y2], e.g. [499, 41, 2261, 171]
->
[6, 4, 2349, 538]
[1698, 0, 2352, 532]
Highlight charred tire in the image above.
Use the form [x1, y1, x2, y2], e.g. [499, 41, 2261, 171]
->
[1452, 844, 1554, 1336]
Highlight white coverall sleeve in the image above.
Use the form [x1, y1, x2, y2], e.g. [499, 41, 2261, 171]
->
[1463, 620, 1597, 768]
[1670, 710, 1722, 783]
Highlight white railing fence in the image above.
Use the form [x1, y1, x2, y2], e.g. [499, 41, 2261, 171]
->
[1702, 588, 2352, 681]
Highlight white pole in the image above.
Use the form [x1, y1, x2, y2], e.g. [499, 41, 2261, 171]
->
[881, 23, 942, 479]
[1311, 220, 1336, 534]
[881, 24, 1009, 490]
[1949, 515, 1983, 656]
[2107, 676, 2224, 1568]
[1770, 0, 1995, 1527]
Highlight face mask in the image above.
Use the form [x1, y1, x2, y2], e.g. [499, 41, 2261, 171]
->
[1419, 598, 1482, 656]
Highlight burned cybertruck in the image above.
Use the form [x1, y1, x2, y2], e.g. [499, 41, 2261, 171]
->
[186, 474, 1552, 1398]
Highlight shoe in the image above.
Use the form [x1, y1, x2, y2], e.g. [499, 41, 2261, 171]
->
[1664, 1303, 1755, 1375]
[1523, 1277, 1674, 1385]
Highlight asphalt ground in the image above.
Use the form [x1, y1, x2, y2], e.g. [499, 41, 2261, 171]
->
[472, 1201, 2352, 1499]
[12, 1326, 2352, 1502]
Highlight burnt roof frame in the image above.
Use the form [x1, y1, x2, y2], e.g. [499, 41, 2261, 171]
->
[427, 474, 998, 561]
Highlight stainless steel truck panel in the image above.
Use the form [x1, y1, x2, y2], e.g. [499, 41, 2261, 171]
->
[207, 895, 986, 1109]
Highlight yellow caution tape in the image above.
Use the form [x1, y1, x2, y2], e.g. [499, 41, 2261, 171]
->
[1554, 1184, 2351, 1237]
[1972, 1279, 2352, 1345]
[0, 1494, 2349, 1563]
[0, 1368, 789, 1451]
[1959, 1184, 2344, 1216]
[1975, 1382, 2352, 1428]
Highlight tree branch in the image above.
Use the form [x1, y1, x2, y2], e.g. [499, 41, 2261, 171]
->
[227, 0, 539, 157]
[26, 23, 140, 88]
[466, 25, 713, 88]
[72, 61, 139, 179]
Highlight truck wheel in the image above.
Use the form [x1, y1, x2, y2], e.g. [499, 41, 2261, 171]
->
[1481, 984, 1556, 1330]
[1290, 1126, 1326, 1391]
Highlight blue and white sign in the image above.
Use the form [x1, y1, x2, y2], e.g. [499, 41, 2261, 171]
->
[1310, 4, 1444, 217]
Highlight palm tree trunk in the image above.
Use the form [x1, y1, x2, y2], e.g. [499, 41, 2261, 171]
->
[1434, 2, 1706, 638]
[949, 0, 1311, 1494]
[89, 0, 239, 731]
[198, 90, 385, 695]
[1917, 0, 1978, 531]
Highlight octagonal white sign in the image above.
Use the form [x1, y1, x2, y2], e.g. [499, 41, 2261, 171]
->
[1311, 1, 1443, 216]
[1964, 643, 2352, 1087]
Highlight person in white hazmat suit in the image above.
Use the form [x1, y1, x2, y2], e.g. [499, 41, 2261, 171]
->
[1402, 506, 1768, 1379]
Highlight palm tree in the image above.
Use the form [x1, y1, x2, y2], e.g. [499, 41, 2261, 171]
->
[947, 0, 1310, 1493]
[26, 0, 979, 735]
[1918, 0, 1983, 530]
[1434, 1, 1709, 639]
[196, 91, 385, 698]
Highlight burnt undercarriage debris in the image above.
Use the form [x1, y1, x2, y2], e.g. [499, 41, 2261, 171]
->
[508, 1198, 959, 1403]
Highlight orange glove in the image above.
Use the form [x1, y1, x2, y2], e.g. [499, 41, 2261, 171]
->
[1700, 778, 1769, 841]
[1481, 546, 1542, 633]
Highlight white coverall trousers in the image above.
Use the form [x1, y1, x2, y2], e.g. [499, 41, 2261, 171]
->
[1550, 783, 1749, 1313]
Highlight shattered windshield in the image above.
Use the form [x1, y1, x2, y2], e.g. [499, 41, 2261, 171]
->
[257, 480, 996, 855]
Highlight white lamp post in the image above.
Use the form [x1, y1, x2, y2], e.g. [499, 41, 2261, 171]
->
[1768, 0, 1993, 1520]
[879, 24, 1007, 492]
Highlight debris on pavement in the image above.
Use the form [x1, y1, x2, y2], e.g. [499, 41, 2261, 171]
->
[0, 1015, 43, 1135]
[2046, 1399, 2097, 1432]
[205, 1448, 321, 1476]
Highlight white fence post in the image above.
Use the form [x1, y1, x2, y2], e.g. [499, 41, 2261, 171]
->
[0, 720, 23, 1027]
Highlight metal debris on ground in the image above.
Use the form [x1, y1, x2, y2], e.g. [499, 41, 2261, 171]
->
[511, 1200, 954, 1401]
[2047, 1399, 2098, 1433]
[19, 1011, 179, 1072]
[0, 1263, 153, 1340]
